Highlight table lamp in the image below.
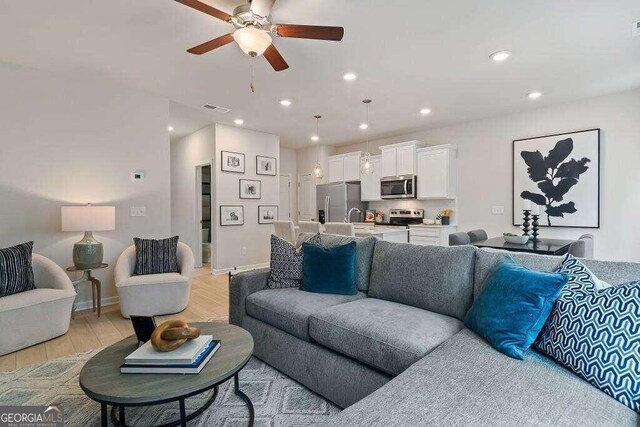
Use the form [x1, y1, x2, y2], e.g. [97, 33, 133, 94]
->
[61, 204, 115, 270]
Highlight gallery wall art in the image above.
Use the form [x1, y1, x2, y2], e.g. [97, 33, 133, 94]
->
[513, 128, 600, 228]
[220, 205, 244, 226]
[256, 156, 277, 176]
[221, 151, 245, 173]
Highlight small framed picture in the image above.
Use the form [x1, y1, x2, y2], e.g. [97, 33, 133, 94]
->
[258, 205, 278, 224]
[256, 156, 277, 176]
[221, 151, 245, 174]
[239, 179, 261, 199]
[220, 205, 244, 226]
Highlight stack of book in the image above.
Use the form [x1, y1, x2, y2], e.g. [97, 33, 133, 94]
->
[121, 335, 220, 374]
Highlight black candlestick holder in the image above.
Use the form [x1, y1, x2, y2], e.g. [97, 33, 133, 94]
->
[522, 210, 531, 237]
[531, 214, 540, 243]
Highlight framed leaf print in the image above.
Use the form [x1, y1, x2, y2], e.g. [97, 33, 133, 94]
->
[513, 128, 600, 228]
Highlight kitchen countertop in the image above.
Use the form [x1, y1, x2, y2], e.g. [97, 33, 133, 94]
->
[408, 224, 458, 228]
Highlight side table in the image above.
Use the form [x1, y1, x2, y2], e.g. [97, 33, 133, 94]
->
[66, 264, 108, 318]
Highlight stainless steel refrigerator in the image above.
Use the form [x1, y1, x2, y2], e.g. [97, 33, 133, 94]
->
[316, 182, 365, 224]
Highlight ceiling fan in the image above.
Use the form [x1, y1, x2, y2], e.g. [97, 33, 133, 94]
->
[175, 0, 344, 72]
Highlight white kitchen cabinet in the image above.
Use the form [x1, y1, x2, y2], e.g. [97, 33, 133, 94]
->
[360, 155, 382, 201]
[416, 144, 457, 199]
[328, 152, 361, 183]
[409, 225, 457, 246]
[379, 141, 421, 177]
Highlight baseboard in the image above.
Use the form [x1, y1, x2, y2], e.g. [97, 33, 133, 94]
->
[213, 262, 269, 275]
[75, 295, 119, 311]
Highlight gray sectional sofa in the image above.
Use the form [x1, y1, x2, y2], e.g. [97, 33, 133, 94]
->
[230, 235, 640, 426]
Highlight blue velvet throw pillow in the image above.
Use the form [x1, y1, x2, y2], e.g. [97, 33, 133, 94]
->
[464, 257, 568, 360]
[302, 241, 357, 295]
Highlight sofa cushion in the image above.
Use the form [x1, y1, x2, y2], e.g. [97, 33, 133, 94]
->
[245, 288, 365, 341]
[328, 329, 639, 426]
[0, 288, 75, 312]
[317, 234, 377, 292]
[368, 241, 475, 320]
[117, 272, 189, 287]
[309, 298, 463, 375]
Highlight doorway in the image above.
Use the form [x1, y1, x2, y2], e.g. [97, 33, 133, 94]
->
[279, 174, 292, 221]
[195, 163, 213, 270]
[298, 173, 316, 221]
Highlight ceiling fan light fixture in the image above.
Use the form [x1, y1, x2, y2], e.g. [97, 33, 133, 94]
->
[233, 27, 272, 57]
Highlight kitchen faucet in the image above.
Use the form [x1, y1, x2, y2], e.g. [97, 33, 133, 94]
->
[346, 207, 362, 223]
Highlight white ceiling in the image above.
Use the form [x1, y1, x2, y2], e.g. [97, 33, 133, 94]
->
[1, 0, 639, 148]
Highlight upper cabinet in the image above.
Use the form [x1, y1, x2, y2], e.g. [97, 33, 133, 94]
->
[328, 152, 361, 183]
[416, 144, 457, 199]
[380, 141, 422, 177]
[360, 155, 382, 201]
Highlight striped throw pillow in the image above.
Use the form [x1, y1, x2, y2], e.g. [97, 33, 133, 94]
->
[133, 236, 180, 276]
[0, 241, 36, 297]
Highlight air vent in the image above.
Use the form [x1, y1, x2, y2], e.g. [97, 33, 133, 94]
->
[202, 104, 231, 113]
[633, 21, 640, 37]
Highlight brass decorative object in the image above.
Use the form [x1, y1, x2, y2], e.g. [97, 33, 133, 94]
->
[150, 320, 201, 352]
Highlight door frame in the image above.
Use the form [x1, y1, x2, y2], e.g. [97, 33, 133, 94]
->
[279, 173, 293, 221]
[195, 161, 213, 272]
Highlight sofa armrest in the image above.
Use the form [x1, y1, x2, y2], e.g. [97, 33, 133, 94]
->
[177, 242, 194, 280]
[229, 268, 270, 327]
[32, 254, 75, 292]
[115, 245, 136, 286]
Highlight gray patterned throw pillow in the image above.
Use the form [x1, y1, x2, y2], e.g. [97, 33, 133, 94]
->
[0, 241, 36, 298]
[133, 236, 180, 276]
[268, 233, 321, 289]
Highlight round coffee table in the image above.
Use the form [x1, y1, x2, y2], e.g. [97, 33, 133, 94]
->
[79, 322, 254, 427]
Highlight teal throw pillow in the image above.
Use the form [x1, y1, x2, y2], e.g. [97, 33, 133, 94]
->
[302, 241, 357, 295]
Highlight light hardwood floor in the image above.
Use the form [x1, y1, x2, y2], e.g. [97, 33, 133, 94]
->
[0, 266, 229, 372]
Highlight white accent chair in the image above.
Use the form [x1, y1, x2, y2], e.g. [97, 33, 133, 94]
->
[273, 220, 296, 244]
[0, 254, 76, 356]
[298, 221, 322, 235]
[115, 242, 194, 319]
[324, 222, 355, 237]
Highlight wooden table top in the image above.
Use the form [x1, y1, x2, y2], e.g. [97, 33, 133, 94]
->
[79, 322, 253, 406]
[473, 237, 575, 255]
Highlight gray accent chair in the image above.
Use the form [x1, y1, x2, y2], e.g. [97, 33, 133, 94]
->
[448, 231, 471, 246]
[568, 233, 594, 258]
[230, 237, 640, 424]
[467, 228, 488, 243]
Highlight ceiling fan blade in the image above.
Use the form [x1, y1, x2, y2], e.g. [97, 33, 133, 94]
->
[175, 0, 232, 22]
[187, 33, 234, 55]
[250, 0, 276, 18]
[274, 24, 344, 41]
[263, 44, 289, 72]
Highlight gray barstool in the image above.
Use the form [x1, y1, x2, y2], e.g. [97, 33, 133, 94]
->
[568, 234, 594, 258]
[449, 232, 471, 246]
[467, 229, 488, 243]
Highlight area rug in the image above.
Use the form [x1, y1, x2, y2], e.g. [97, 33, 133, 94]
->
[0, 351, 340, 426]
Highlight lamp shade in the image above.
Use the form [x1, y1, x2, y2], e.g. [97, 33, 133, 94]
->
[233, 27, 272, 57]
[61, 205, 115, 232]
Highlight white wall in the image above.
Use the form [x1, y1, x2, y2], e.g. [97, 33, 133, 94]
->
[279, 147, 298, 223]
[335, 88, 640, 262]
[0, 63, 172, 307]
[214, 124, 280, 272]
[170, 125, 216, 267]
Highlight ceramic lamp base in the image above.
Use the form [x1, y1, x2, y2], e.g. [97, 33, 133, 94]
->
[73, 231, 103, 270]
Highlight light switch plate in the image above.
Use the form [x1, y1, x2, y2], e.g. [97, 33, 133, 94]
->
[130, 206, 146, 217]
[491, 206, 505, 215]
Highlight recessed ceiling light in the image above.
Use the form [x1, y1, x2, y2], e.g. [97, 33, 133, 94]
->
[167, 126, 174, 131]
[528, 91, 542, 100]
[280, 99, 292, 107]
[420, 108, 432, 116]
[311, 135, 319, 142]
[490, 51, 511, 62]
[359, 123, 369, 130]
[343, 72, 357, 81]
[234, 119, 244, 125]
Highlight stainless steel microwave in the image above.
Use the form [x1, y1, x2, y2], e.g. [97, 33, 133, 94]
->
[380, 175, 416, 199]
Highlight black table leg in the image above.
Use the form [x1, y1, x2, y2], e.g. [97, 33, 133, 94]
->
[101, 404, 108, 427]
[119, 406, 125, 425]
[234, 373, 255, 427]
[179, 399, 186, 427]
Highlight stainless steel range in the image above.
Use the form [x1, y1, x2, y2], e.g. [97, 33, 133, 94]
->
[384, 209, 424, 226]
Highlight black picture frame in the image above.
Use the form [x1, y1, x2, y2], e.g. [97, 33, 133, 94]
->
[256, 155, 277, 176]
[220, 205, 244, 226]
[239, 179, 261, 199]
[221, 150, 245, 174]
[512, 128, 600, 229]
[258, 205, 279, 224]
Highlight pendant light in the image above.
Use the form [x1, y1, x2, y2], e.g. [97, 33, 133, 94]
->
[360, 99, 374, 174]
[312, 115, 323, 179]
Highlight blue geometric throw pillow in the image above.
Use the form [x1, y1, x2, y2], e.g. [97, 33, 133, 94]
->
[268, 233, 321, 289]
[536, 255, 640, 412]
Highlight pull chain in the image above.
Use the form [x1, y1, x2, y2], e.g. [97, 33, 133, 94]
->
[250, 58, 255, 93]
